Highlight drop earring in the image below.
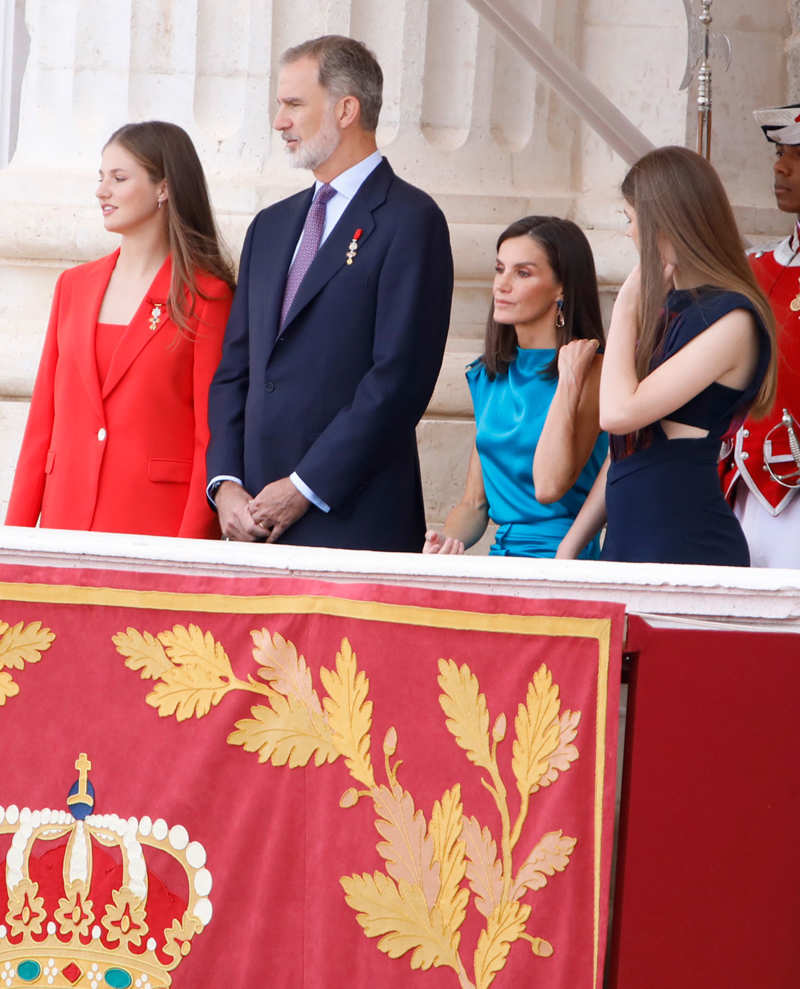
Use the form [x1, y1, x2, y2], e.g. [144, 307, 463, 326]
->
[556, 298, 565, 329]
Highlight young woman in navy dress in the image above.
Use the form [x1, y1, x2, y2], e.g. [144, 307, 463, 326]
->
[558, 146, 776, 565]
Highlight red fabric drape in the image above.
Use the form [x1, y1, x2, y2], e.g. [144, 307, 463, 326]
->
[0, 565, 623, 989]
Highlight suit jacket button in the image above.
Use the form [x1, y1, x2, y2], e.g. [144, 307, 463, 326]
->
[265, 381, 275, 392]
[97, 427, 107, 441]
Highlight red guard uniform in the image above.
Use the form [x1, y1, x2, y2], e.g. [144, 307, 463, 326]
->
[719, 231, 800, 565]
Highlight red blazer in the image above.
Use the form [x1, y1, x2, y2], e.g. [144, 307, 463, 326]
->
[6, 251, 233, 537]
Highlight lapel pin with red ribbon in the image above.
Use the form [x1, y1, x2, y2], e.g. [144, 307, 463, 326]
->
[346, 229, 363, 266]
[148, 302, 164, 332]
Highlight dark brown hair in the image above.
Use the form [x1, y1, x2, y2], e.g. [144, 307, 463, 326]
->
[281, 35, 383, 132]
[105, 121, 235, 335]
[621, 145, 776, 417]
[482, 215, 604, 379]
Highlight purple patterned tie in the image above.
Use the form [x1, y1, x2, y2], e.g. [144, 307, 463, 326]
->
[280, 183, 336, 326]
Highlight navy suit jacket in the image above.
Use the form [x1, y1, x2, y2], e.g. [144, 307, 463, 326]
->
[207, 158, 453, 550]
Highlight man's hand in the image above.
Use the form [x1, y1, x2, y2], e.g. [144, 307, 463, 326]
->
[215, 481, 266, 541]
[248, 477, 310, 543]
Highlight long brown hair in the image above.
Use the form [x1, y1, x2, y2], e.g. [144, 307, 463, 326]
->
[482, 215, 604, 379]
[105, 121, 235, 335]
[621, 145, 776, 417]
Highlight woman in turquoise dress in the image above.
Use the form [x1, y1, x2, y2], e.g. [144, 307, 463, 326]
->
[423, 216, 607, 558]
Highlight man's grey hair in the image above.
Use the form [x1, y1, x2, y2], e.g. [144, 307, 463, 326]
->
[281, 35, 383, 132]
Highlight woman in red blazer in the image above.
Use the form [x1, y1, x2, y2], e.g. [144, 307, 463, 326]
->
[6, 121, 235, 538]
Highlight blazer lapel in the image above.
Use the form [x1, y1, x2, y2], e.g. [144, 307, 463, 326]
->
[280, 159, 392, 334]
[101, 254, 172, 399]
[74, 251, 119, 420]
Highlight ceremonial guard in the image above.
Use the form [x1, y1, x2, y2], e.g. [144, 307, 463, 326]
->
[719, 103, 800, 567]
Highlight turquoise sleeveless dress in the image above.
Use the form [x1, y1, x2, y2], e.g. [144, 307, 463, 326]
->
[467, 347, 608, 558]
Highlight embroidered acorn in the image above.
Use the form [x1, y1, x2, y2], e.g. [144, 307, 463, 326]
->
[346, 228, 363, 266]
[339, 787, 360, 809]
[492, 712, 507, 743]
[530, 937, 554, 957]
[382, 725, 398, 756]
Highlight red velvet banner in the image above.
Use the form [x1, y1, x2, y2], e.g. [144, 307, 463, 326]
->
[0, 564, 623, 989]
[609, 616, 800, 989]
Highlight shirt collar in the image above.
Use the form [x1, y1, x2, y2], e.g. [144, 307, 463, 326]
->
[314, 149, 383, 202]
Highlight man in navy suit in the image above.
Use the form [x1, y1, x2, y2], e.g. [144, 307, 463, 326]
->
[207, 35, 453, 551]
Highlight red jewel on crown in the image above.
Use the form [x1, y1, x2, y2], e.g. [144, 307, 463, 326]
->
[346, 229, 363, 266]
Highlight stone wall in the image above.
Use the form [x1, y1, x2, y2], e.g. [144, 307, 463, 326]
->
[0, 0, 791, 546]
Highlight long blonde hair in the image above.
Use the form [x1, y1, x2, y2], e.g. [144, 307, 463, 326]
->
[622, 146, 776, 418]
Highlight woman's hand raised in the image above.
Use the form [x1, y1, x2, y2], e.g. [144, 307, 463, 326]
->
[557, 338, 600, 394]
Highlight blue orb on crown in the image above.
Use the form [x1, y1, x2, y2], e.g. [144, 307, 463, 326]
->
[66, 751, 96, 820]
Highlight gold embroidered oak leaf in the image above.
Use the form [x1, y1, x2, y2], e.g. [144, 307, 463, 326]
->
[0, 620, 55, 705]
[251, 629, 323, 712]
[0, 670, 19, 704]
[112, 628, 172, 679]
[510, 829, 577, 901]
[462, 815, 502, 919]
[428, 784, 469, 938]
[512, 664, 561, 798]
[340, 871, 457, 972]
[129, 625, 237, 720]
[320, 638, 375, 788]
[372, 784, 440, 910]
[227, 691, 338, 767]
[473, 898, 532, 989]
[0, 620, 55, 670]
[159, 624, 234, 680]
[534, 709, 580, 792]
[437, 660, 492, 772]
[146, 664, 234, 720]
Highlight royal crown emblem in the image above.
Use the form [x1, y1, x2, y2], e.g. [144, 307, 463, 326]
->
[0, 755, 212, 988]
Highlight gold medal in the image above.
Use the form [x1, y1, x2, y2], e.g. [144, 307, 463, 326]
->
[149, 302, 164, 331]
[345, 228, 363, 266]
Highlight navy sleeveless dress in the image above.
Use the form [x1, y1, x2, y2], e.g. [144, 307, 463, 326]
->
[602, 287, 771, 566]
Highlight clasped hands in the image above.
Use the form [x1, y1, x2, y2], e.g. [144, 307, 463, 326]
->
[216, 477, 309, 543]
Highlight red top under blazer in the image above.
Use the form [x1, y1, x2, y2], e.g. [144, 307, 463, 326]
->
[6, 250, 233, 537]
